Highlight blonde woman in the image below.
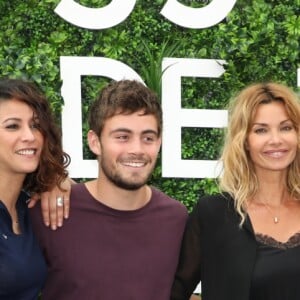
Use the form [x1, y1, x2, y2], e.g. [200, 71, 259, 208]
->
[171, 82, 300, 300]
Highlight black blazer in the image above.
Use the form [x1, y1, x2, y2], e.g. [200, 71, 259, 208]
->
[171, 193, 257, 300]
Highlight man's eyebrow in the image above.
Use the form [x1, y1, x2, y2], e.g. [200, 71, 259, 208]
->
[110, 128, 132, 134]
[141, 129, 159, 136]
[110, 128, 158, 135]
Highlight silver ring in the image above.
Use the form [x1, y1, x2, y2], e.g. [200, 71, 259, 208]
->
[56, 196, 64, 207]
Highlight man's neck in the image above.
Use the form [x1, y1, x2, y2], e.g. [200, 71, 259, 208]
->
[85, 179, 152, 211]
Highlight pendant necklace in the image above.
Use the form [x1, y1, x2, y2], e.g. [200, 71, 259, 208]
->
[261, 202, 280, 224]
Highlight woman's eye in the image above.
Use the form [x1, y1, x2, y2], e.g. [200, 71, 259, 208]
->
[281, 125, 293, 131]
[254, 127, 266, 134]
[6, 124, 19, 130]
[31, 123, 41, 129]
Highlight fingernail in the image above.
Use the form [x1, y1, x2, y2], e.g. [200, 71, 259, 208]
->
[51, 225, 57, 230]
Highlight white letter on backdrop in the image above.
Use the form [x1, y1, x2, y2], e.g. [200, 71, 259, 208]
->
[162, 58, 227, 178]
[55, 0, 136, 29]
[161, 0, 237, 29]
[60, 56, 144, 178]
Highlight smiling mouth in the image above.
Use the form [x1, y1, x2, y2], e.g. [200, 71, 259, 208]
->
[16, 149, 37, 155]
[121, 161, 147, 168]
[264, 150, 287, 158]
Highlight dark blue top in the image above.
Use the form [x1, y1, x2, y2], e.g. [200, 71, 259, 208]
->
[0, 191, 47, 299]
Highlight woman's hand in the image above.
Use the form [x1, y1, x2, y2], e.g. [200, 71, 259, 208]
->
[28, 178, 75, 230]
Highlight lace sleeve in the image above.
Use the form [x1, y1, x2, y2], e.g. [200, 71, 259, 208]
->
[170, 202, 202, 300]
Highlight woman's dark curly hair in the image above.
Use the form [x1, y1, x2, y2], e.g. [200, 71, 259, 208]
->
[0, 78, 70, 193]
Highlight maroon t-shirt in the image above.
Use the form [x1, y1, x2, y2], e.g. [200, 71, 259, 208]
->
[30, 183, 188, 300]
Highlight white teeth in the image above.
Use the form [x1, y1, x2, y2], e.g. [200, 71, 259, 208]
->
[17, 149, 36, 155]
[122, 162, 145, 167]
[266, 151, 285, 158]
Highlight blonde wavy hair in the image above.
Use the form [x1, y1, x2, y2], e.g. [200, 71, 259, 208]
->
[219, 82, 300, 224]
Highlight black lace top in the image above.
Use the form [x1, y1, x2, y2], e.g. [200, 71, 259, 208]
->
[250, 232, 300, 300]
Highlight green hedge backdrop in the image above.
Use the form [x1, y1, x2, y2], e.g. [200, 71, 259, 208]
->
[0, 0, 299, 210]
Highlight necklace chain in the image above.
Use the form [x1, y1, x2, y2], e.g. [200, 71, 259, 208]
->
[260, 202, 280, 224]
